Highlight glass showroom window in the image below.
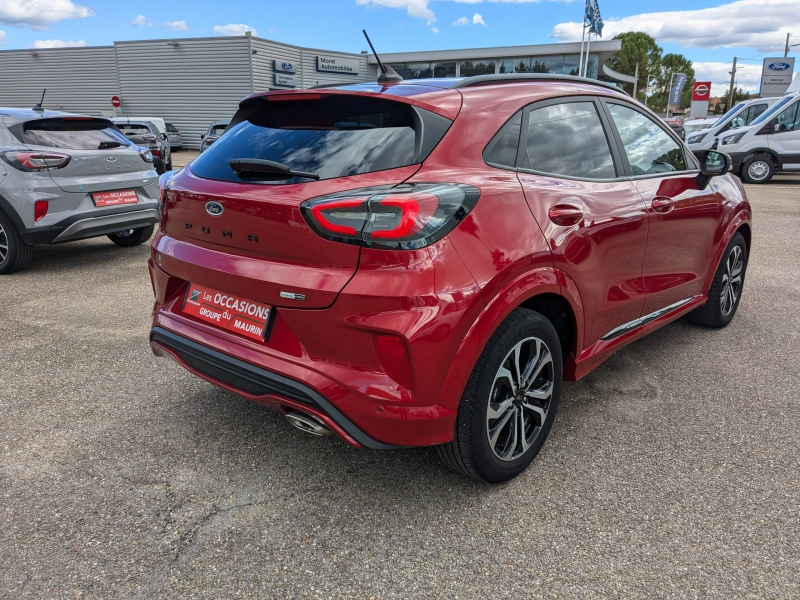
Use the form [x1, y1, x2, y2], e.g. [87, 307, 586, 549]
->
[460, 60, 495, 77]
[389, 63, 433, 79]
[531, 56, 565, 74]
[433, 62, 456, 77]
[500, 58, 530, 74]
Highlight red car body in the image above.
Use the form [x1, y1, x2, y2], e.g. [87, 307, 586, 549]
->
[149, 77, 751, 451]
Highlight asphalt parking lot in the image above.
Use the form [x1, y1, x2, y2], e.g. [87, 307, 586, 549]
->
[2, 176, 799, 599]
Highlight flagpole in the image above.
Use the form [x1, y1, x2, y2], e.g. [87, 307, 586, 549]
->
[583, 32, 592, 77]
[579, 22, 587, 77]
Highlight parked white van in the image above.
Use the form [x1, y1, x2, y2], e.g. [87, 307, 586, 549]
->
[715, 92, 800, 183]
[687, 97, 781, 151]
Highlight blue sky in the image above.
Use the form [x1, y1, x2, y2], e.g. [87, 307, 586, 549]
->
[0, 0, 797, 94]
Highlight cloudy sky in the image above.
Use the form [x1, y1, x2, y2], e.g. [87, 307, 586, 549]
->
[0, 0, 797, 95]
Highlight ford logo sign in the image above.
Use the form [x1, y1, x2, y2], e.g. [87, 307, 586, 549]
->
[768, 62, 791, 71]
[282, 62, 293, 71]
[205, 201, 224, 216]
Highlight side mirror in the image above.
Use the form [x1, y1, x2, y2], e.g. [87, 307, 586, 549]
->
[200, 134, 205, 139]
[162, 133, 168, 140]
[695, 150, 730, 189]
[774, 123, 782, 133]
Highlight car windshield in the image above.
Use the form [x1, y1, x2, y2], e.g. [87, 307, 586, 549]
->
[713, 104, 748, 129]
[22, 118, 130, 150]
[750, 95, 796, 126]
[685, 121, 717, 135]
[190, 96, 419, 184]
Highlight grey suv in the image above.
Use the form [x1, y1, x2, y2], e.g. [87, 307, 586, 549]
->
[0, 108, 160, 274]
[114, 119, 172, 174]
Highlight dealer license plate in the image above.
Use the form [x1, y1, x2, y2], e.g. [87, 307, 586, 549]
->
[92, 189, 139, 207]
[183, 283, 273, 342]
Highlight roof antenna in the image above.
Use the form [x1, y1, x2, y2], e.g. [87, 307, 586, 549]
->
[362, 29, 402, 84]
[33, 89, 46, 112]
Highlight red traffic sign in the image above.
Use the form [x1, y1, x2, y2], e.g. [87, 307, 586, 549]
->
[692, 82, 711, 101]
[111, 96, 121, 107]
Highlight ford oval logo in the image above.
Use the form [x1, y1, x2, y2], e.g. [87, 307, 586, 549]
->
[768, 62, 791, 71]
[107, 156, 117, 162]
[205, 201, 224, 216]
[282, 62, 293, 71]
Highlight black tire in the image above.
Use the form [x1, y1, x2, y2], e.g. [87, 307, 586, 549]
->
[437, 308, 563, 483]
[0, 209, 34, 275]
[166, 162, 173, 171]
[688, 232, 747, 328]
[107, 224, 155, 247]
[740, 156, 774, 184]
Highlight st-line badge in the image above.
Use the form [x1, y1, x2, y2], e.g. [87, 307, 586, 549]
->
[183, 283, 274, 342]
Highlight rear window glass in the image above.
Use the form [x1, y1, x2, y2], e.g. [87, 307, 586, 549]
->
[22, 119, 129, 150]
[166, 123, 177, 132]
[190, 96, 419, 184]
[210, 125, 228, 135]
[116, 124, 152, 136]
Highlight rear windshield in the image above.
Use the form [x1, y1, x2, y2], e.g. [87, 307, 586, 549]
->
[210, 125, 228, 135]
[190, 96, 420, 184]
[22, 118, 130, 150]
[116, 124, 152, 136]
[166, 123, 177, 132]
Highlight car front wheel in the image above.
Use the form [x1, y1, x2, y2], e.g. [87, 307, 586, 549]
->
[437, 308, 562, 483]
[741, 156, 774, 184]
[107, 225, 155, 247]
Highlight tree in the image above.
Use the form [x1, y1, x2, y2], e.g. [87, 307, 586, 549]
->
[606, 32, 662, 102]
[718, 87, 749, 113]
[650, 53, 696, 114]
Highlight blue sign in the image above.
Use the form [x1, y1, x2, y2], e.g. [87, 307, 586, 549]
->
[768, 62, 791, 71]
[669, 73, 688, 105]
[274, 59, 296, 74]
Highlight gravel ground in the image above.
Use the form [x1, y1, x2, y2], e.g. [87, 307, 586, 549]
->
[1, 177, 798, 599]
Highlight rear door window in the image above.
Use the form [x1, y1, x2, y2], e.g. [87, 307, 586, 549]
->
[484, 112, 522, 169]
[521, 101, 617, 179]
[22, 118, 129, 150]
[190, 96, 443, 184]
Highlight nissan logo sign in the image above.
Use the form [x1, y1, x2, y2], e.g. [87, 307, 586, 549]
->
[205, 201, 224, 216]
[768, 62, 791, 71]
[695, 84, 709, 97]
[282, 62, 293, 71]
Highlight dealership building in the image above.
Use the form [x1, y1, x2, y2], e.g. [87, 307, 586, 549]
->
[0, 34, 621, 149]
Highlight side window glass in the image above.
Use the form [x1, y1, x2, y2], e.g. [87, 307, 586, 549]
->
[484, 112, 522, 168]
[608, 103, 687, 175]
[523, 101, 616, 179]
[746, 104, 766, 124]
[774, 102, 799, 132]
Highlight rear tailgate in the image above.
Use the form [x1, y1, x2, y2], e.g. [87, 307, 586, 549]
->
[158, 91, 456, 309]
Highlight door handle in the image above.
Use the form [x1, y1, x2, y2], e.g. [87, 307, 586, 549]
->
[548, 204, 583, 226]
[651, 196, 674, 213]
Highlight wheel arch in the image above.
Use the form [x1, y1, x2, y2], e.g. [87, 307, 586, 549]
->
[742, 149, 782, 170]
[438, 267, 584, 411]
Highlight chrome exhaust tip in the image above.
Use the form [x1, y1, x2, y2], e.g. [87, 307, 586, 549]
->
[285, 411, 332, 437]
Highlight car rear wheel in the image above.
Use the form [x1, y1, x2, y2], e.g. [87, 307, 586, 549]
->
[741, 156, 774, 184]
[688, 232, 747, 328]
[437, 308, 562, 483]
[0, 210, 34, 275]
[107, 224, 155, 247]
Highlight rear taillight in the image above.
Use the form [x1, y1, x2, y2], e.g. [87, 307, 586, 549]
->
[34, 200, 48, 221]
[143, 134, 157, 142]
[152, 149, 161, 158]
[1, 151, 71, 171]
[301, 183, 480, 250]
[139, 148, 153, 163]
[158, 169, 178, 212]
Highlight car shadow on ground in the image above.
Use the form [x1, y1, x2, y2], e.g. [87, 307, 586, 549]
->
[22, 236, 150, 276]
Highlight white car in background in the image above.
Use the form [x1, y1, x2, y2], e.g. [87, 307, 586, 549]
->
[687, 97, 781, 151]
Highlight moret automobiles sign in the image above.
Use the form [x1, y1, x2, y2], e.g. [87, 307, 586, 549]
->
[759, 57, 795, 97]
[316, 55, 359, 75]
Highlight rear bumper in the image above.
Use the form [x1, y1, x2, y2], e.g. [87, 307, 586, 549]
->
[150, 326, 402, 449]
[21, 205, 159, 244]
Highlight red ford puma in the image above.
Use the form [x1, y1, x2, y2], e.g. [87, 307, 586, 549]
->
[149, 73, 751, 482]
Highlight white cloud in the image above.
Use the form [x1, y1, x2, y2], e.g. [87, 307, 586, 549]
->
[131, 15, 146, 26]
[164, 20, 188, 31]
[29, 39, 87, 48]
[453, 13, 487, 26]
[213, 23, 258, 36]
[0, 0, 93, 30]
[473, 13, 486, 26]
[551, 0, 799, 51]
[356, 0, 436, 22]
[693, 61, 764, 96]
[0, 30, 5, 46]
[432, 27, 440, 33]
[453, 16, 470, 26]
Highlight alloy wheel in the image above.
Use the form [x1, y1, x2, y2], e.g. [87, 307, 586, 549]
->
[747, 160, 770, 182]
[720, 245, 743, 317]
[0, 222, 7, 263]
[486, 336, 554, 461]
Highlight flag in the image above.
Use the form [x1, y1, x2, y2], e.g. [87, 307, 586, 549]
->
[589, 0, 604, 36]
[584, 0, 595, 26]
[670, 73, 688, 105]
